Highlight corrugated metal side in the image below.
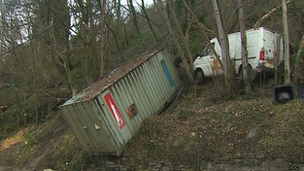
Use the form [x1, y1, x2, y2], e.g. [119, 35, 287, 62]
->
[61, 50, 181, 155]
[61, 101, 116, 153]
[98, 50, 181, 154]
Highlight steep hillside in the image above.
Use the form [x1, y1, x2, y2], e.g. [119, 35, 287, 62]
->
[126, 83, 304, 165]
[0, 82, 304, 170]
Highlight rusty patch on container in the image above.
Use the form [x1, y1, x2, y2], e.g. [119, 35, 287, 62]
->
[127, 103, 138, 120]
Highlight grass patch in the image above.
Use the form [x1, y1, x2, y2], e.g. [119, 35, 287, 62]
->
[22, 131, 37, 154]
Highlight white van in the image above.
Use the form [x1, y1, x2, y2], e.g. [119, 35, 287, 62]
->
[193, 27, 284, 83]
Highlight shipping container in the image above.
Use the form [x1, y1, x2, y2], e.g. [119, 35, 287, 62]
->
[61, 49, 181, 156]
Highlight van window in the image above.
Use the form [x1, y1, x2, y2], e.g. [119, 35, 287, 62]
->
[200, 43, 215, 57]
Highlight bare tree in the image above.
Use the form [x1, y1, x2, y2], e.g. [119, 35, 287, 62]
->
[24, 4, 39, 125]
[166, 0, 194, 74]
[254, 0, 294, 28]
[238, 0, 250, 93]
[139, 0, 157, 39]
[75, 0, 100, 81]
[0, 0, 3, 74]
[282, 0, 291, 83]
[153, 0, 195, 83]
[128, 0, 141, 36]
[275, 35, 282, 85]
[99, 0, 106, 78]
[212, 0, 234, 91]
[181, 0, 223, 70]
[294, 35, 304, 83]
[47, 0, 77, 96]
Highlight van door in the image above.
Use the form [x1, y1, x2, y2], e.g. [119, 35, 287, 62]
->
[264, 31, 275, 68]
[194, 42, 217, 77]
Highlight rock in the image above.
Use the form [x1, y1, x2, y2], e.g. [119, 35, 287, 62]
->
[207, 162, 213, 169]
[173, 140, 179, 147]
[271, 159, 289, 168]
[246, 126, 259, 139]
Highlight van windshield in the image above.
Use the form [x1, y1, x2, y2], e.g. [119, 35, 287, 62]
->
[200, 43, 215, 57]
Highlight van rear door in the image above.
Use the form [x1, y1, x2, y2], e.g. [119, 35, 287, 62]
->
[263, 31, 275, 68]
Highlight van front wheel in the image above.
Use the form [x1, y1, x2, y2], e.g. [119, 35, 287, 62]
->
[197, 70, 205, 84]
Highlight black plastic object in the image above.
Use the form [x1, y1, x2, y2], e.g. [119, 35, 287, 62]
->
[297, 83, 304, 99]
[273, 84, 294, 103]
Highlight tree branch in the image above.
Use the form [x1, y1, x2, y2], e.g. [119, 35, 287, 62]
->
[254, 0, 294, 28]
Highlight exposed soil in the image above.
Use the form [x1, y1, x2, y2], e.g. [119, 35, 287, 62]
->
[0, 114, 83, 171]
[0, 127, 30, 151]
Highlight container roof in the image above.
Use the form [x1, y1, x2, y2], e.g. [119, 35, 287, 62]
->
[62, 49, 163, 106]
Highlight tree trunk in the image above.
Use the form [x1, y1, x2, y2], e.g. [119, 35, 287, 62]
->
[88, 0, 98, 78]
[27, 11, 39, 125]
[114, 0, 123, 53]
[116, 0, 121, 34]
[77, 0, 96, 81]
[100, 0, 106, 78]
[294, 34, 304, 83]
[212, 0, 229, 76]
[153, 0, 195, 84]
[105, 21, 123, 60]
[0, 0, 3, 74]
[275, 35, 282, 85]
[167, 0, 194, 75]
[141, 0, 157, 39]
[212, 0, 234, 91]
[282, 0, 291, 84]
[87, 0, 96, 79]
[52, 48, 77, 96]
[123, 23, 129, 46]
[129, 0, 141, 36]
[49, 0, 76, 97]
[238, 0, 250, 93]
[181, 0, 223, 69]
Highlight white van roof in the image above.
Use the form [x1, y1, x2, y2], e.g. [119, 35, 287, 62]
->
[209, 27, 277, 43]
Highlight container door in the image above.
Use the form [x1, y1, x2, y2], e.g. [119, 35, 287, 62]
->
[73, 101, 108, 153]
[62, 102, 106, 153]
[61, 105, 91, 152]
